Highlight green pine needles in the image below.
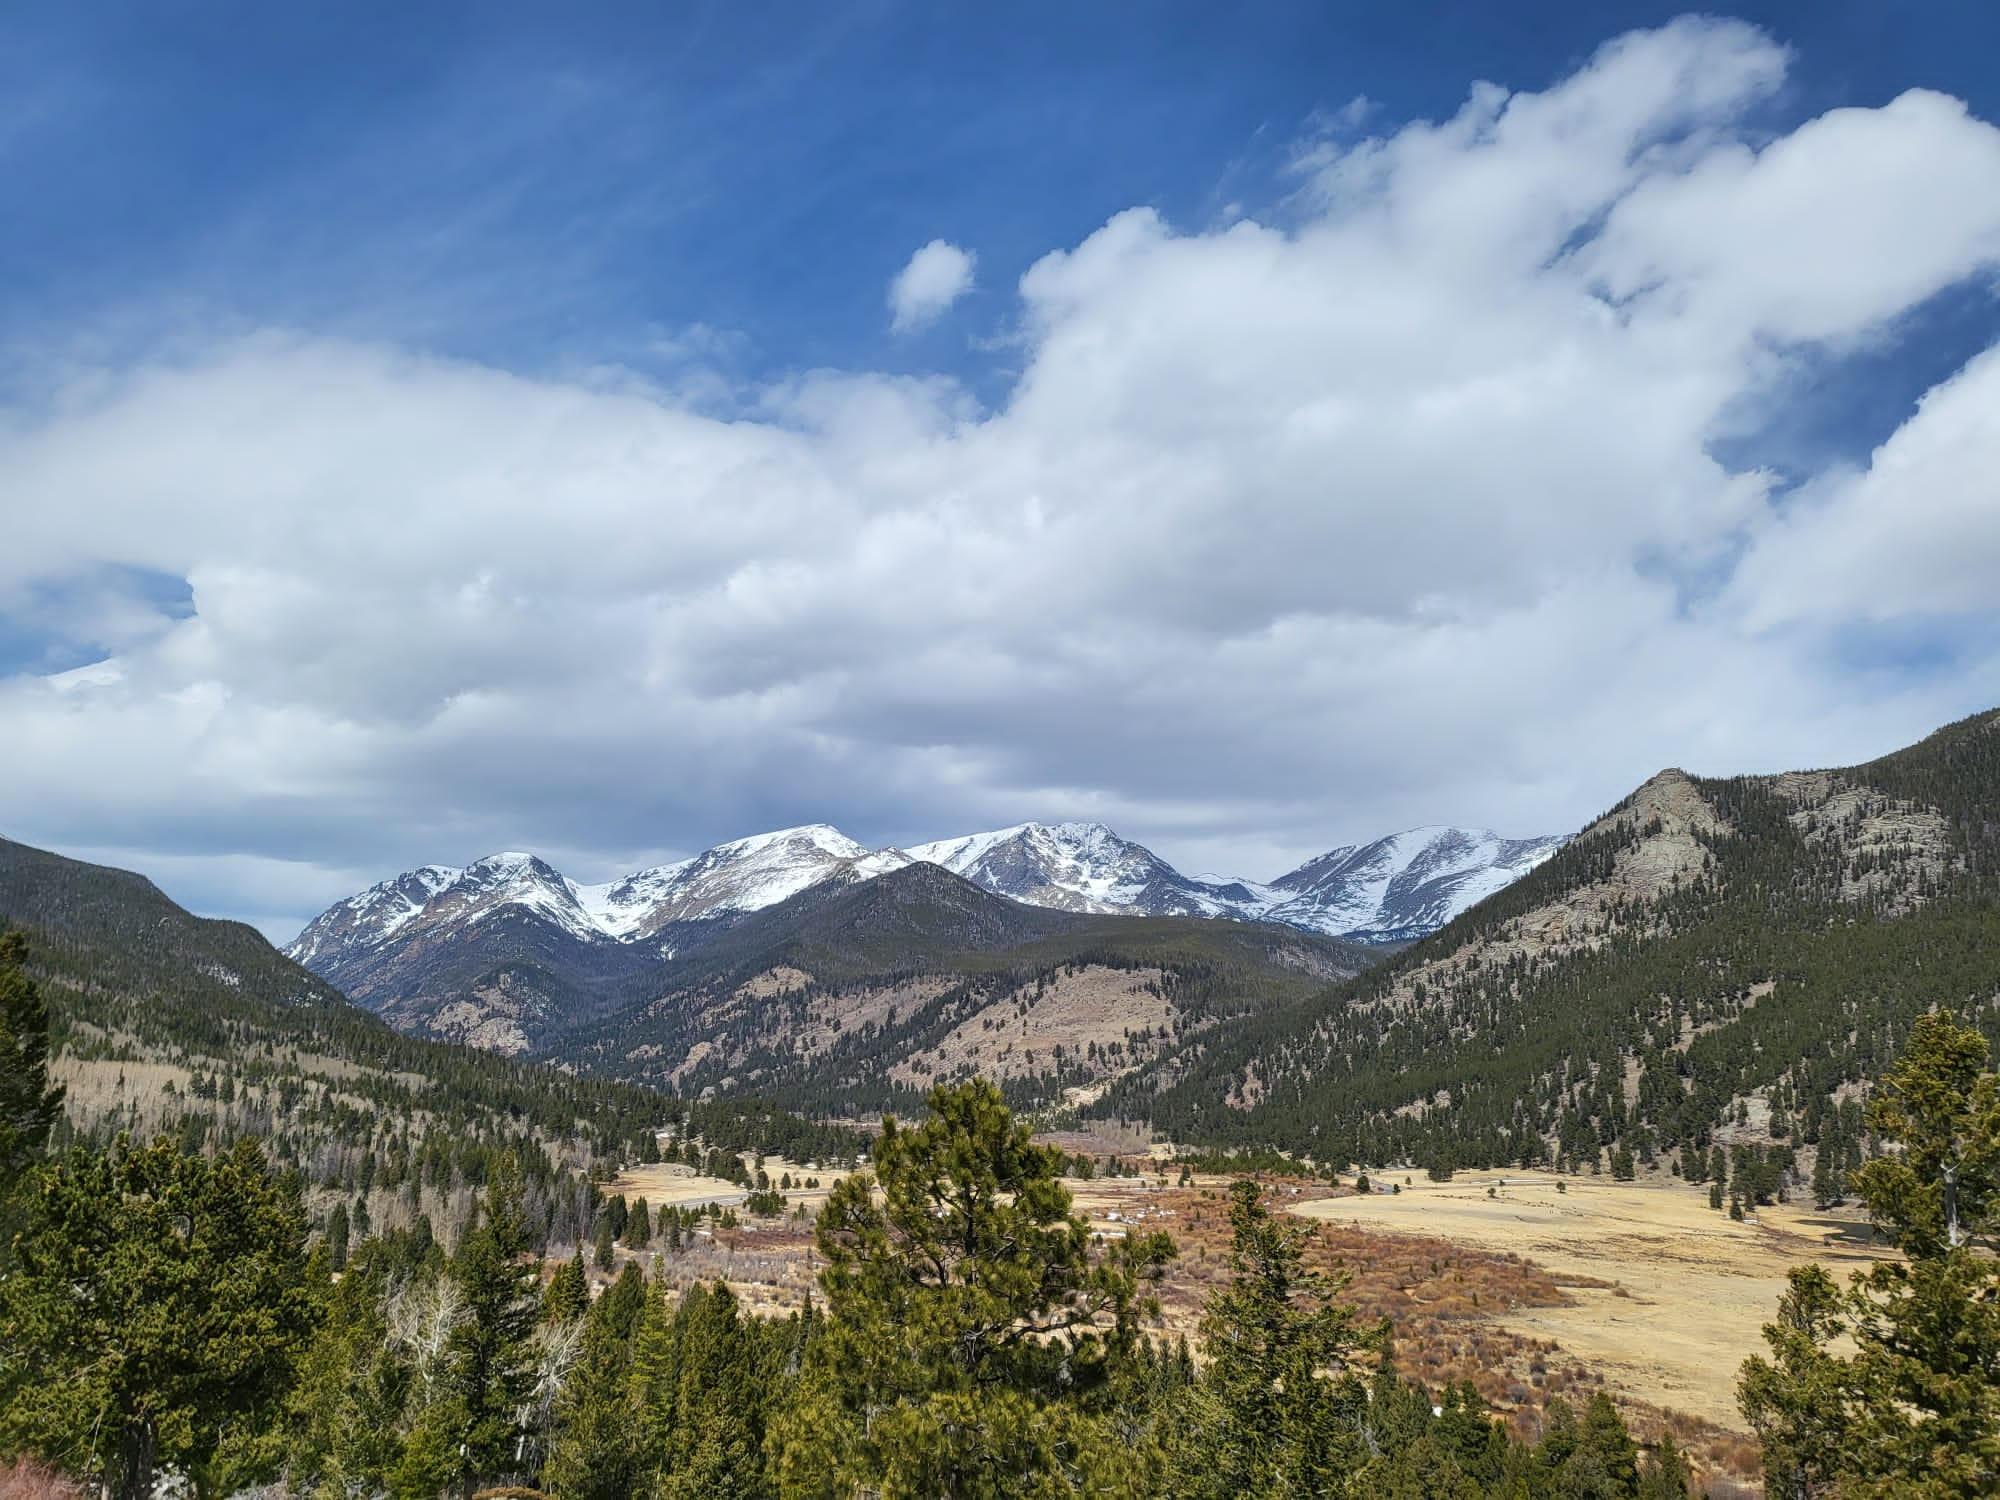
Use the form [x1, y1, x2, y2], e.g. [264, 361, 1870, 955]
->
[1738, 1009, 2000, 1498]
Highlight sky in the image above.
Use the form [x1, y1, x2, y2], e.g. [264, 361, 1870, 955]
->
[4, 1, 2000, 942]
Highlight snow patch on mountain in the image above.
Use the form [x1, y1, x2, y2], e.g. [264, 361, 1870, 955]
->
[570, 824, 914, 941]
[286, 817, 1567, 984]
[1265, 827, 1568, 939]
[907, 822, 1180, 913]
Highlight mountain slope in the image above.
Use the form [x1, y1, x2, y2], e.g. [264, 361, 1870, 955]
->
[1263, 826, 1569, 941]
[555, 862, 1386, 1117]
[289, 816, 1559, 1052]
[0, 834, 863, 1200]
[0, 834, 660, 1169]
[906, 820, 1565, 937]
[907, 821, 1269, 919]
[1098, 709, 2000, 1175]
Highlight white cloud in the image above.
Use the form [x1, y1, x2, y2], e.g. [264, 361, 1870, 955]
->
[887, 239, 976, 333]
[4, 16, 2000, 935]
[1728, 342, 2000, 627]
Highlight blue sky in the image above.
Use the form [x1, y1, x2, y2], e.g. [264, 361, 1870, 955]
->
[3, 3, 1999, 937]
[10, 1, 1996, 392]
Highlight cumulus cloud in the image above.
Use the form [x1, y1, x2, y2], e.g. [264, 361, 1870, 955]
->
[4, 16, 2000, 938]
[888, 239, 976, 332]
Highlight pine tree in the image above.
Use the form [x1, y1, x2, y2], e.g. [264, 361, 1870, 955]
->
[1534, 1398, 1581, 1477]
[415, 1157, 543, 1499]
[545, 1263, 647, 1500]
[544, 1249, 589, 1324]
[1638, 1433, 1694, 1499]
[0, 932, 63, 1205]
[282, 1239, 414, 1498]
[770, 1078, 1174, 1498]
[325, 1199, 351, 1273]
[626, 1196, 651, 1249]
[637, 1280, 769, 1499]
[1172, 1179, 1383, 1497]
[1576, 1391, 1641, 1495]
[1739, 1010, 2000, 1497]
[1738, 1265, 1849, 1500]
[0, 1136, 316, 1500]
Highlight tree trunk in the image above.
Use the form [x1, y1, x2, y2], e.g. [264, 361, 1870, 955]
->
[114, 1416, 155, 1500]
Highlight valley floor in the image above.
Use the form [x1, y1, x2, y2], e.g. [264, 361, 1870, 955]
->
[1290, 1172, 1892, 1433]
[585, 1161, 1893, 1491]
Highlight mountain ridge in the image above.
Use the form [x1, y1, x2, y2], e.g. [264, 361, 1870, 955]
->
[287, 816, 1563, 995]
[548, 860, 1385, 1115]
[1094, 709, 2000, 1174]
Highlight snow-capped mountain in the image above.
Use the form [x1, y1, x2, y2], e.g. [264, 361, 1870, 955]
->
[286, 852, 599, 970]
[285, 816, 1564, 1056]
[570, 825, 912, 942]
[907, 821, 1269, 919]
[1262, 827, 1569, 942]
[283, 826, 920, 1052]
[908, 820, 1566, 939]
[287, 826, 910, 975]
[286, 818, 1565, 1017]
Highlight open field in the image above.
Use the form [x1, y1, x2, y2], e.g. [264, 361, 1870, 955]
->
[1292, 1172, 1892, 1432]
[605, 1155, 856, 1211]
[580, 1157, 1874, 1489]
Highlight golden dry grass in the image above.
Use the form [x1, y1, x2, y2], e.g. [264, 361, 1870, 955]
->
[605, 1155, 854, 1208]
[1291, 1171, 1887, 1430]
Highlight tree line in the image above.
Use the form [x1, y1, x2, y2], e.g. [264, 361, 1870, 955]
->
[3, 932, 1996, 1496]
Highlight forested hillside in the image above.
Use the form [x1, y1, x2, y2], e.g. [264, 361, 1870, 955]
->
[0, 837, 860, 1250]
[554, 862, 1382, 1118]
[1102, 709, 2000, 1181]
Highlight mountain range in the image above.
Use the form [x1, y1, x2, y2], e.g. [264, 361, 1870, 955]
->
[5, 706, 1998, 1178]
[285, 818, 1564, 1025]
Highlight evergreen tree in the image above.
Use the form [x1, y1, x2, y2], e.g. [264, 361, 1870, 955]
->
[1738, 1265, 1849, 1500]
[546, 1263, 647, 1500]
[0, 932, 63, 1205]
[770, 1079, 1174, 1498]
[410, 1158, 543, 1500]
[1738, 1010, 2000, 1497]
[1638, 1434, 1693, 1499]
[281, 1239, 414, 1498]
[544, 1248, 590, 1324]
[1576, 1390, 1642, 1495]
[626, 1196, 651, 1249]
[324, 1199, 351, 1273]
[0, 1136, 316, 1500]
[636, 1280, 770, 1499]
[1171, 1179, 1384, 1497]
